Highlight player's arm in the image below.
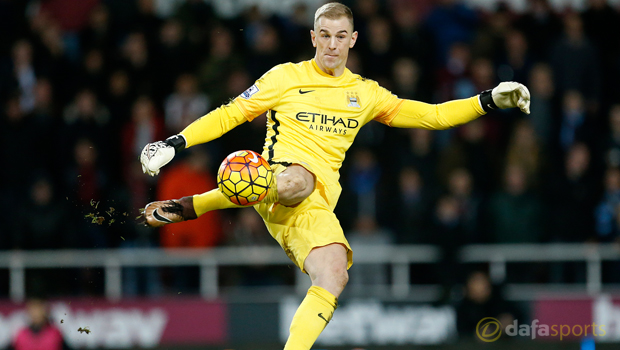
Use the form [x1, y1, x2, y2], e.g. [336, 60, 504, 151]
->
[140, 66, 284, 176]
[140, 103, 248, 176]
[378, 82, 531, 129]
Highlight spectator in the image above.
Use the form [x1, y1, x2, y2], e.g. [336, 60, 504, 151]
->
[348, 148, 382, 219]
[548, 143, 598, 282]
[388, 166, 433, 244]
[581, 0, 620, 105]
[424, 0, 478, 66]
[451, 57, 495, 101]
[391, 57, 425, 101]
[157, 147, 222, 292]
[78, 49, 107, 97]
[121, 95, 165, 210]
[222, 208, 283, 287]
[277, 3, 314, 59]
[436, 42, 472, 102]
[164, 73, 210, 134]
[347, 216, 394, 293]
[430, 195, 466, 296]
[551, 142, 598, 238]
[487, 163, 543, 244]
[505, 119, 543, 185]
[117, 32, 153, 95]
[527, 63, 557, 150]
[447, 167, 482, 242]
[498, 29, 533, 84]
[515, 0, 562, 61]
[37, 0, 98, 33]
[134, 0, 163, 49]
[471, 4, 512, 63]
[603, 105, 620, 168]
[1, 97, 38, 197]
[456, 271, 517, 340]
[30, 19, 75, 104]
[197, 26, 244, 106]
[79, 3, 114, 53]
[438, 119, 499, 195]
[157, 147, 222, 249]
[360, 16, 395, 80]
[61, 88, 111, 169]
[245, 23, 284, 80]
[558, 90, 596, 153]
[104, 70, 134, 130]
[66, 138, 107, 206]
[5, 40, 37, 113]
[226, 208, 272, 246]
[13, 175, 73, 250]
[390, 1, 432, 67]
[594, 167, 620, 242]
[400, 128, 439, 191]
[153, 19, 194, 100]
[550, 11, 601, 108]
[9, 299, 71, 350]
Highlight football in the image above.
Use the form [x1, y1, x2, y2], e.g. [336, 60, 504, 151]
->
[217, 150, 274, 206]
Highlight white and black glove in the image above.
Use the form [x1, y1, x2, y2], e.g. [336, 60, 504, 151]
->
[479, 81, 531, 114]
[140, 135, 186, 176]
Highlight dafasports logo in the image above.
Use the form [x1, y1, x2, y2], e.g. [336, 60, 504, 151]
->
[477, 318, 607, 342]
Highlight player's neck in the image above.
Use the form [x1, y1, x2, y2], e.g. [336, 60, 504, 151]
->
[313, 56, 345, 77]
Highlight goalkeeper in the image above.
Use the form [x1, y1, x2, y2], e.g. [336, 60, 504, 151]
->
[140, 2, 530, 350]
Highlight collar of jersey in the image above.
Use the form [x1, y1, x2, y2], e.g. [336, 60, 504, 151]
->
[311, 59, 350, 81]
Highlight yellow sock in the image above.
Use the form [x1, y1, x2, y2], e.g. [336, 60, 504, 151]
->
[192, 175, 279, 216]
[284, 286, 338, 350]
[192, 189, 242, 216]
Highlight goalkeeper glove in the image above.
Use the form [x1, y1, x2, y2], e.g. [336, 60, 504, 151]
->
[144, 197, 197, 227]
[140, 134, 186, 176]
[479, 81, 531, 114]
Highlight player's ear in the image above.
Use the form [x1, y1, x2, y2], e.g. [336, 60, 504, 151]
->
[310, 30, 317, 47]
[349, 31, 358, 48]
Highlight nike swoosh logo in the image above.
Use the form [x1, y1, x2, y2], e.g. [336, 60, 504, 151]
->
[153, 209, 173, 223]
[487, 103, 495, 110]
[318, 313, 330, 324]
[249, 152, 259, 163]
[299, 89, 315, 94]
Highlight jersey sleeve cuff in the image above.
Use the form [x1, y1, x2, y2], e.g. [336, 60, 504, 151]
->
[473, 95, 487, 115]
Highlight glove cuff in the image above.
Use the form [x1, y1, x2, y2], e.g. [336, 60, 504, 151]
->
[479, 89, 498, 112]
[165, 134, 187, 153]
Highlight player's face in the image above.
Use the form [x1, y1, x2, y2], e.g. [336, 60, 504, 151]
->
[311, 16, 357, 76]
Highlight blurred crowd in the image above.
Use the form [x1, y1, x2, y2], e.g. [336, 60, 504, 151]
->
[2, 0, 620, 297]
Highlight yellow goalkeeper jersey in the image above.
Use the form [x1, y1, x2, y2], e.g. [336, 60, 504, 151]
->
[234, 59, 402, 193]
[180, 59, 484, 209]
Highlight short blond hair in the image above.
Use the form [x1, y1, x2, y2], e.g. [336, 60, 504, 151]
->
[314, 2, 354, 30]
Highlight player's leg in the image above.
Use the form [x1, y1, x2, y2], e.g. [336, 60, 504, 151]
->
[258, 188, 350, 350]
[304, 243, 349, 297]
[276, 164, 316, 206]
[144, 191, 240, 227]
[284, 243, 348, 350]
[145, 163, 314, 227]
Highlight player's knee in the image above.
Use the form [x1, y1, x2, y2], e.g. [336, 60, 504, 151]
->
[277, 173, 311, 205]
[315, 264, 348, 289]
[334, 266, 349, 289]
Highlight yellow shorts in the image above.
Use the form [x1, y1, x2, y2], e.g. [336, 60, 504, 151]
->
[254, 163, 353, 273]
